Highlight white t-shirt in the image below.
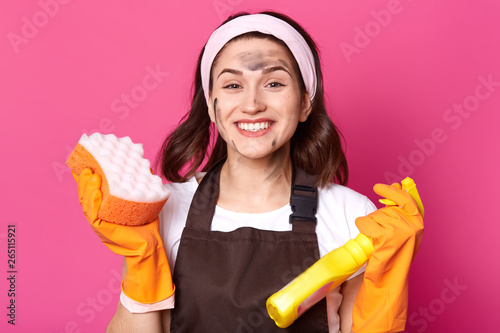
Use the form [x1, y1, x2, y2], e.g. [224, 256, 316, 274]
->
[121, 176, 376, 332]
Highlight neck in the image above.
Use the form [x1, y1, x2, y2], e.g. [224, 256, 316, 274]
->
[218, 145, 293, 213]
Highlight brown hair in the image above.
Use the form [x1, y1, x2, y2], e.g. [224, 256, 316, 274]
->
[157, 11, 348, 187]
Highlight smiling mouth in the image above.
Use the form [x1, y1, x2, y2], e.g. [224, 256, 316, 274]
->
[236, 121, 272, 132]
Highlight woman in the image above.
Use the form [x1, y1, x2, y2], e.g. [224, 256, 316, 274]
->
[74, 11, 421, 333]
[157, 11, 375, 331]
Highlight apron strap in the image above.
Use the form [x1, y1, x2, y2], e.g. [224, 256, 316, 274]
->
[290, 167, 318, 233]
[186, 158, 319, 233]
[185, 158, 225, 230]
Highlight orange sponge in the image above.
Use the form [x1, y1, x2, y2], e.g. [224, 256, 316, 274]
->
[66, 133, 170, 226]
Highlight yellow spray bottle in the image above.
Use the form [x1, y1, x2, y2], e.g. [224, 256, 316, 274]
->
[266, 177, 424, 328]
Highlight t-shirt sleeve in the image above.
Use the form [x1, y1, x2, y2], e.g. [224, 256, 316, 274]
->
[120, 291, 175, 313]
[347, 197, 377, 280]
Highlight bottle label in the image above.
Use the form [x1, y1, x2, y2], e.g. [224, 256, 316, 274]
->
[297, 281, 334, 316]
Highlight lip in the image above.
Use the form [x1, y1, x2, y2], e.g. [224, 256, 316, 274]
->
[234, 118, 274, 137]
[236, 118, 273, 124]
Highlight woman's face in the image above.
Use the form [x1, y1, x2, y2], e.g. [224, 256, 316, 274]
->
[209, 37, 311, 161]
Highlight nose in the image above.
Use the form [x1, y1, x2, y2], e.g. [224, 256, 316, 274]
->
[240, 87, 266, 114]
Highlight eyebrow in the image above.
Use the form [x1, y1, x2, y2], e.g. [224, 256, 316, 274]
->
[217, 65, 292, 79]
[262, 65, 291, 77]
[217, 68, 243, 79]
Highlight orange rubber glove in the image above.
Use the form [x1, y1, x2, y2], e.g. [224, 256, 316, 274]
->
[73, 168, 175, 304]
[352, 183, 424, 333]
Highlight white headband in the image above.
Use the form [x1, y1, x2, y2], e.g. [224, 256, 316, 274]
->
[200, 14, 317, 106]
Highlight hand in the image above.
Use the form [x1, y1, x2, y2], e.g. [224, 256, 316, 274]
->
[73, 168, 175, 304]
[351, 182, 424, 333]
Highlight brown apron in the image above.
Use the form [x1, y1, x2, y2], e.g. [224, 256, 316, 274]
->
[170, 159, 329, 332]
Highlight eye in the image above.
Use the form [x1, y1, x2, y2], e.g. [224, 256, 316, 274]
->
[266, 82, 285, 88]
[223, 84, 242, 89]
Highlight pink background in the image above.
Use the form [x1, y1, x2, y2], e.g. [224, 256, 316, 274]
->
[1, 0, 499, 332]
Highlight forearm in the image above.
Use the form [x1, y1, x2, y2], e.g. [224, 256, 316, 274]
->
[107, 302, 165, 333]
[339, 273, 364, 333]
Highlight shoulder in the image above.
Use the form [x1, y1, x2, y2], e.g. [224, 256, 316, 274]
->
[159, 177, 198, 238]
[318, 183, 376, 217]
[162, 176, 199, 217]
[165, 176, 199, 197]
[315, 183, 377, 256]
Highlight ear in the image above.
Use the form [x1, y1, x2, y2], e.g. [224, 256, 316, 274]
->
[208, 93, 216, 123]
[299, 93, 312, 122]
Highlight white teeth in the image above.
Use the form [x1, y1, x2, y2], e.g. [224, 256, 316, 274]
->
[238, 122, 270, 132]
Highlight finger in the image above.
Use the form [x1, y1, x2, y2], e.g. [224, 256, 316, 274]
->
[390, 182, 401, 190]
[82, 174, 102, 223]
[373, 183, 418, 215]
[377, 183, 402, 206]
[77, 168, 94, 204]
[373, 206, 424, 248]
[355, 215, 387, 239]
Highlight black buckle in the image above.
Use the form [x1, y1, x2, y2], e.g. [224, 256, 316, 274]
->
[289, 184, 318, 224]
